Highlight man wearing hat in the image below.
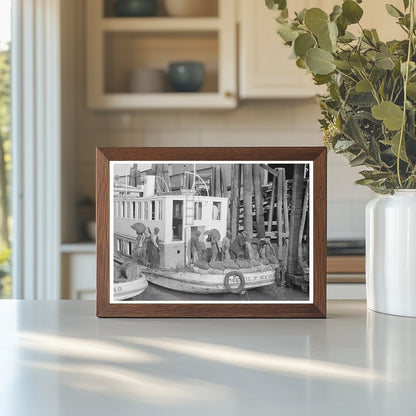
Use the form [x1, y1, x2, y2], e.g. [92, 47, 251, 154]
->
[230, 231, 248, 259]
[222, 230, 231, 260]
[190, 230, 202, 263]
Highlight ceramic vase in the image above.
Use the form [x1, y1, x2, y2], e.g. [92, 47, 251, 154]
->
[366, 190, 416, 317]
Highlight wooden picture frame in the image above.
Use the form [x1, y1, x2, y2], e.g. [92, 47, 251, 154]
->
[96, 147, 327, 318]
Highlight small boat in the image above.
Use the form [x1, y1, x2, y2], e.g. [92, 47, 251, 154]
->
[113, 264, 148, 301]
[143, 265, 277, 294]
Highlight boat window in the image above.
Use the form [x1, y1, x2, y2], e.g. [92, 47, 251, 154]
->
[122, 201, 126, 218]
[137, 201, 142, 220]
[158, 201, 163, 220]
[132, 201, 136, 219]
[151, 200, 156, 220]
[213, 202, 221, 220]
[194, 202, 202, 220]
[116, 238, 121, 252]
[172, 200, 183, 241]
[145, 201, 150, 220]
[127, 241, 132, 255]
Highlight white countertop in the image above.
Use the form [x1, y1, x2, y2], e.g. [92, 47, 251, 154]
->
[0, 300, 415, 415]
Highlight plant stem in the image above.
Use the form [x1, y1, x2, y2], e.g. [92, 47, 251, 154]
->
[397, 0, 415, 188]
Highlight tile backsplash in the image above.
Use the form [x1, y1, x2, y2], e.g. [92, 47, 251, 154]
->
[72, 100, 374, 241]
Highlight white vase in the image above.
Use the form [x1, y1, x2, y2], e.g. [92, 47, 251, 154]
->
[366, 190, 416, 317]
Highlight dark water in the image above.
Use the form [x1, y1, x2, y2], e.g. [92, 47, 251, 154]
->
[127, 281, 309, 302]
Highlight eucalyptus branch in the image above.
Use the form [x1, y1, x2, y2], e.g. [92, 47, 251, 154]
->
[397, 0, 415, 188]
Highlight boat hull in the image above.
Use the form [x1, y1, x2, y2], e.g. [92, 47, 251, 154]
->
[114, 277, 148, 301]
[144, 268, 276, 294]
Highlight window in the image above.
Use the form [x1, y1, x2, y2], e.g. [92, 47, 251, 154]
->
[194, 202, 202, 220]
[116, 238, 122, 251]
[0, 2, 11, 298]
[213, 202, 221, 220]
[151, 200, 156, 220]
[137, 201, 142, 220]
[127, 241, 132, 255]
[158, 201, 163, 220]
[122, 201, 126, 218]
[132, 201, 136, 219]
[144, 201, 149, 220]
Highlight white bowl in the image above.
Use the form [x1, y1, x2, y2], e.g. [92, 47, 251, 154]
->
[128, 68, 167, 93]
[164, 0, 218, 17]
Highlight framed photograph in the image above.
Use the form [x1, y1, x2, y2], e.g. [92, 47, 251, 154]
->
[96, 147, 327, 318]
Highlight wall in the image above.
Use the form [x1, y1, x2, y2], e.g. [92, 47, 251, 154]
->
[62, 0, 374, 243]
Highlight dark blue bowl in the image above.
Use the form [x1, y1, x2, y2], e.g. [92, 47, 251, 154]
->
[168, 62, 205, 93]
[114, 0, 157, 17]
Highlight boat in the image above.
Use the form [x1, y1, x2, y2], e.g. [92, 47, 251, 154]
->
[113, 164, 279, 297]
[113, 264, 148, 301]
[143, 264, 278, 294]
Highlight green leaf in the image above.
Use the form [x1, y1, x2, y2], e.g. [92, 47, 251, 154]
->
[313, 74, 332, 85]
[266, 0, 287, 11]
[333, 60, 352, 70]
[350, 54, 368, 70]
[385, 4, 403, 18]
[296, 57, 308, 69]
[330, 5, 342, 22]
[356, 79, 372, 92]
[296, 8, 307, 23]
[371, 29, 380, 42]
[334, 139, 355, 152]
[294, 33, 316, 58]
[350, 152, 368, 167]
[403, 0, 410, 10]
[372, 101, 404, 131]
[360, 170, 391, 181]
[318, 27, 334, 52]
[342, 0, 364, 24]
[306, 48, 335, 75]
[277, 23, 298, 43]
[304, 8, 329, 35]
[385, 132, 409, 162]
[375, 55, 395, 70]
[407, 82, 416, 99]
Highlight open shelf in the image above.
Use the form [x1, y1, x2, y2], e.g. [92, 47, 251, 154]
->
[87, 0, 236, 109]
[103, 0, 219, 18]
[102, 17, 220, 32]
[104, 31, 218, 94]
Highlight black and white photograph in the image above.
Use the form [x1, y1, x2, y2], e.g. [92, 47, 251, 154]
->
[110, 161, 312, 303]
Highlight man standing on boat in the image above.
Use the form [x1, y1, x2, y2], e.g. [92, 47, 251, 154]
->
[230, 231, 248, 259]
[222, 230, 231, 260]
[190, 230, 202, 263]
[147, 227, 161, 269]
[205, 229, 221, 262]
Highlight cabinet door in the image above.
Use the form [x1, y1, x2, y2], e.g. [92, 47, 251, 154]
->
[239, 0, 326, 99]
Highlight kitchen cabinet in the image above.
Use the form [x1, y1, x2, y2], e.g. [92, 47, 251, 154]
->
[86, 0, 237, 109]
[61, 244, 96, 300]
[238, 0, 404, 99]
[239, 0, 325, 99]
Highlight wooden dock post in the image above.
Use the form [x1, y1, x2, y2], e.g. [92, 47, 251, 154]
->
[276, 169, 283, 260]
[243, 164, 253, 239]
[231, 164, 240, 240]
[288, 164, 305, 276]
[267, 175, 276, 233]
[253, 164, 266, 238]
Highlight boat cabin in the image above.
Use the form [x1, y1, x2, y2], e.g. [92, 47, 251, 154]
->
[114, 187, 228, 269]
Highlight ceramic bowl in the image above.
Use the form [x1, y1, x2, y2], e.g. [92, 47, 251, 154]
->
[128, 68, 167, 93]
[168, 62, 205, 92]
[164, 0, 217, 17]
[114, 0, 158, 17]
